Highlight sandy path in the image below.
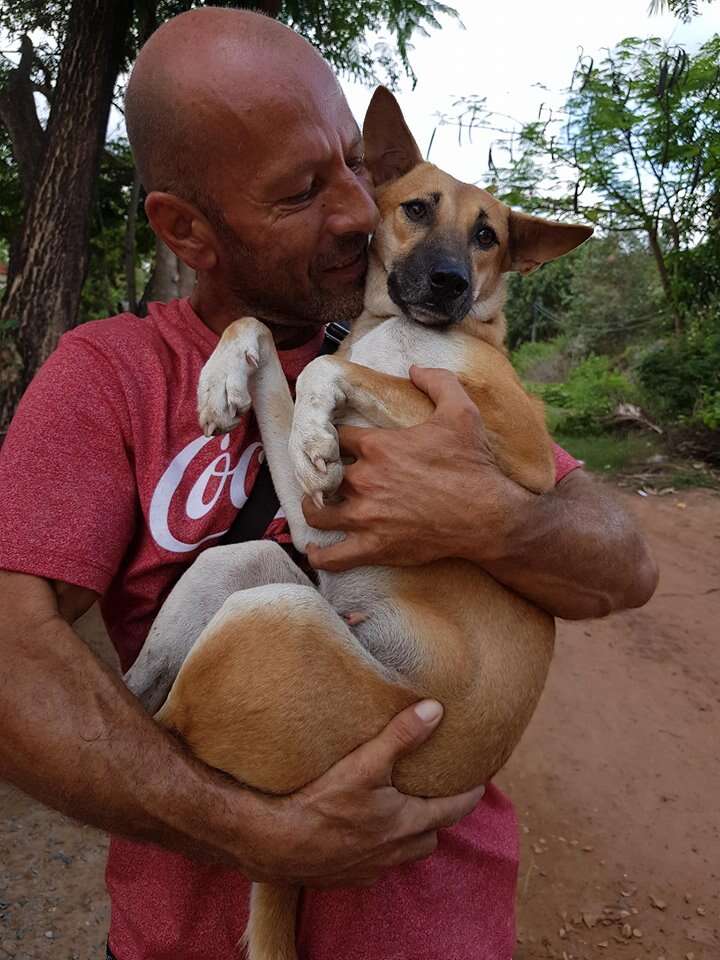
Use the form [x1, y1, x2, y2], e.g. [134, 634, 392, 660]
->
[1, 487, 718, 959]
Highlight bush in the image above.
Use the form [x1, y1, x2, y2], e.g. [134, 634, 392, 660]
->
[635, 302, 720, 427]
[534, 355, 638, 435]
[511, 338, 569, 381]
[562, 236, 667, 353]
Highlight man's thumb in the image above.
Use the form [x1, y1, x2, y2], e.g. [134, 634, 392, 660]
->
[361, 700, 444, 779]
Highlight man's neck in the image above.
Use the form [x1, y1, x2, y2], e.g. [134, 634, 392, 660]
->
[189, 287, 321, 349]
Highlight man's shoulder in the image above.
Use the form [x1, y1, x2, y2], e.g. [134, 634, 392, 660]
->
[62, 301, 177, 356]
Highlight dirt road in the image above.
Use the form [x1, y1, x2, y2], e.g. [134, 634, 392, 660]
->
[1, 487, 718, 959]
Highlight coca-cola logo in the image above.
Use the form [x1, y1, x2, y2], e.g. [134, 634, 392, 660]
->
[149, 433, 264, 553]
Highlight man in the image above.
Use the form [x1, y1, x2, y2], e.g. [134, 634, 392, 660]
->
[0, 8, 657, 960]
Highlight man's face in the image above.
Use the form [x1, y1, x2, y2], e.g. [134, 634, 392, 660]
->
[201, 78, 379, 329]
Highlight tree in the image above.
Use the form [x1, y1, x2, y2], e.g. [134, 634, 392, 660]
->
[649, 0, 715, 21]
[0, 0, 457, 430]
[487, 36, 720, 333]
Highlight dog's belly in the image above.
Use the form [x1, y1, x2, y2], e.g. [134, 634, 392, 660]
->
[315, 557, 555, 796]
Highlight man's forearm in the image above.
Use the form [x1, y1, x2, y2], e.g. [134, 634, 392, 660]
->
[0, 613, 272, 869]
[463, 470, 659, 620]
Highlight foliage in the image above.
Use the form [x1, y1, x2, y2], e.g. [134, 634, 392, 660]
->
[0, 1, 459, 91]
[495, 35, 720, 238]
[532, 355, 639, 435]
[282, 1, 458, 85]
[0, 127, 22, 254]
[635, 302, 720, 427]
[649, 0, 716, 22]
[506, 235, 667, 355]
[79, 140, 155, 322]
[549, 428, 661, 473]
[561, 236, 667, 351]
[505, 256, 577, 349]
[0, 0, 458, 324]
[510, 338, 569, 381]
[485, 35, 720, 326]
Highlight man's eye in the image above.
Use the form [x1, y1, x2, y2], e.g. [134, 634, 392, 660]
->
[475, 225, 497, 248]
[402, 200, 428, 222]
[283, 181, 318, 205]
[347, 154, 366, 173]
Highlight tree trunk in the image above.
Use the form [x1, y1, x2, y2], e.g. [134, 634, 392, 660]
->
[0, 0, 134, 430]
[177, 259, 196, 298]
[647, 226, 681, 335]
[124, 167, 142, 313]
[141, 237, 196, 306]
[144, 237, 181, 303]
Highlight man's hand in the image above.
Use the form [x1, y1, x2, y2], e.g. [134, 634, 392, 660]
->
[302, 366, 658, 619]
[245, 699, 485, 887]
[303, 366, 522, 571]
[0, 571, 484, 891]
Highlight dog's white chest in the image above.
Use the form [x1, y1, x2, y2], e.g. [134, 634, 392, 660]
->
[345, 317, 465, 377]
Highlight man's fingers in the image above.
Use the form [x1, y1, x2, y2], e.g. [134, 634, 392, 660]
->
[302, 496, 352, 531]
[413, 784, 486, 832]
[348, 700, 445, 785]
[306, 537, 370, 572]
[409, 365, 479, 426]
[335, 424, 372, 457]
[304, 830, 440, 888]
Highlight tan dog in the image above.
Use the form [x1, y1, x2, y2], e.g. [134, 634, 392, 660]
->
[125, 88, 592, 960]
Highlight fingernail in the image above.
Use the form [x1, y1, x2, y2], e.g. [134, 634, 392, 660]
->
[414, 699, 443, 724]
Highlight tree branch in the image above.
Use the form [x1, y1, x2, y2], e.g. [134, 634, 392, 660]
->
[0, 35, 47, 206]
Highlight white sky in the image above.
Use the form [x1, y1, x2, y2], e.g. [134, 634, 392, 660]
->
[341, 0, 720, 186]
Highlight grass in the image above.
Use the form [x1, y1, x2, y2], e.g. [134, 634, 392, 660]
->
[667, 470, 720, 491]
[543, 403, 661, 473]
[552, 432, 662, 473]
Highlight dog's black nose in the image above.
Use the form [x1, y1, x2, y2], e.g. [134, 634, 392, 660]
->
[429, 266, 470, 301]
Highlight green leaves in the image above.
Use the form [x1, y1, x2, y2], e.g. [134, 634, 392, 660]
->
[280, 0, 458, 85]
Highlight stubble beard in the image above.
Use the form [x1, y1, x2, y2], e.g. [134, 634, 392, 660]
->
[215, 219, 366, 330]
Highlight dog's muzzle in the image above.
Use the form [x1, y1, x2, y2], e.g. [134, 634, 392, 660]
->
[388, 256, 472, 327]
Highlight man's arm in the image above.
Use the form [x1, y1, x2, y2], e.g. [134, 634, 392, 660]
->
[0, 570, 483, 887]
[302, 367, 658, 620]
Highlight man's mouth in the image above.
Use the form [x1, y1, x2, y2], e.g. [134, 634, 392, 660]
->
[322, 247, 368, 282]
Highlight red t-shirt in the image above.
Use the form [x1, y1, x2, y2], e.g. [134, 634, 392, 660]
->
[0, 299, 579, 960]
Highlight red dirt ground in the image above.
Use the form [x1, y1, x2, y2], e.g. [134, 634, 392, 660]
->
[1, 486, 718, 959]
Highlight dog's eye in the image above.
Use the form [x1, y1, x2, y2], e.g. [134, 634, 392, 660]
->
[402, 200, 428, 223]
[475, 226, 497, 248]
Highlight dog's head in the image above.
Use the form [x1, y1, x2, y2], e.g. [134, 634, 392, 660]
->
[363, 88, 592, 345]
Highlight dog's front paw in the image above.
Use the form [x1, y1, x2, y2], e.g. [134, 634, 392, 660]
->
[290, 412, 344, 508]
[197, 319, 263, 435]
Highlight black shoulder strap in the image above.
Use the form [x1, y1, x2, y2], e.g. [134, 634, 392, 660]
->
[219, 323, 350, 546]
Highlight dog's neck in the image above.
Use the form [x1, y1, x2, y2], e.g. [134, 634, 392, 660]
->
[358, 248, 508, 351]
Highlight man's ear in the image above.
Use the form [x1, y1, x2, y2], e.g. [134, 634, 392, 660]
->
[363, 86, 424, 187]
[506, 210, 593, 274]
[145, 192, 218, 272]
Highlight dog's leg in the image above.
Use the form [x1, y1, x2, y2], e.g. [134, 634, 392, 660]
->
[290, 357, 436, 501]
[124, 541, 311, 713]
[197, 316, 340, 553]
[291, 354, 555, 500]
[155, 581, 418, 960]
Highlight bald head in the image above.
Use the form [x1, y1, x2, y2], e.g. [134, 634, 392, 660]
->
[126, 7, 377, 332]
[125, 7, 339, 205]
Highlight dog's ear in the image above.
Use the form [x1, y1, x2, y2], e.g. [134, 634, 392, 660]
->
[363, 87, 423, 187]
[506, 211, 593, 274]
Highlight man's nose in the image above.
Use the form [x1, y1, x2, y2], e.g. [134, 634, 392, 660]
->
[325, 171, 379, 237]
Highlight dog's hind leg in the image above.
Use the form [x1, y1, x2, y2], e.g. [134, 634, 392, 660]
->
[124, 541, 311, 713]
[155, 581, 418, 960]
